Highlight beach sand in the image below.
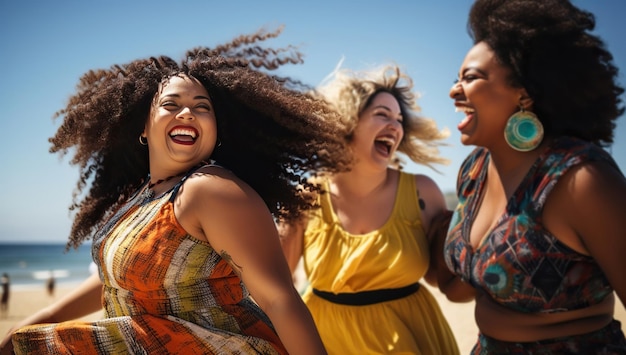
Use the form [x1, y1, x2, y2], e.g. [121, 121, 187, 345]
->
[1, 284, 624, 353]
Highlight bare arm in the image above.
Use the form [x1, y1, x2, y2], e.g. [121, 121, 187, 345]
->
[276, 217, 306, 274]
[549, 161, 626, 306]
[415, 174, 452, 287]
[0, 272, 103, 354]
[182, 169, 326, 355]
[415, 174, 477, 302]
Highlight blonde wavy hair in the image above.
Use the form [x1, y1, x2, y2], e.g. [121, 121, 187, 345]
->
[315, 64, 449, 170]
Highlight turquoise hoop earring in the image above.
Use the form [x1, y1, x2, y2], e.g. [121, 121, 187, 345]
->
[504, 109, 544, 152]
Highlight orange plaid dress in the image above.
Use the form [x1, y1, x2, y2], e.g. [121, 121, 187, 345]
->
[12, 172, 287, 354]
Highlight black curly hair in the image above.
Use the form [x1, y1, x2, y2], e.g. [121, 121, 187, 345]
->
[50, 26, 351, 249]
[468, 0, 624, 146]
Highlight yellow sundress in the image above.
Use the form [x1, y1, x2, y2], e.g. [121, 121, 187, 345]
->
[302, 171, 459, 354]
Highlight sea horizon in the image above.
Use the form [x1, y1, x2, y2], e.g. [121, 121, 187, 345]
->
[0, 241, 94, 288]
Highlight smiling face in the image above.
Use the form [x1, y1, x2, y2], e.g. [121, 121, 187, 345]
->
[143, 75, 217, 174]
[449, 41, 527, 149]
[351, 91, 404, 170]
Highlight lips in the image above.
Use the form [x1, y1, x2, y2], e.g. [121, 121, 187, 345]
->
[169, 126, 198, 145]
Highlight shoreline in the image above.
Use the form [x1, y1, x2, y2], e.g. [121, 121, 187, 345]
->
[1, 284, 624, 353]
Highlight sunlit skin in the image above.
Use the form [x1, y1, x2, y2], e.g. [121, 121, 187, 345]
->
[449, 41, 527, 153]
[349, 92, 404, 174]
[142, 75, 217, 190]
[136, 75, 328, 355]
[280, 91, 447, 283]
[449, 41, 547, 249]
[440, 41, 626, 344]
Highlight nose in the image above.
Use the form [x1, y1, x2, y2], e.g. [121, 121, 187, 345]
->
[176, 106, 194, 120]
[386, 118, 403, 135]
[449, 81, 462, 99]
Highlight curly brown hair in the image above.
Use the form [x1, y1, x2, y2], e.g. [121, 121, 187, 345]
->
[315, 64, 449, 170]
[50, 26, 351, 249]
[468, 0, 624, 146]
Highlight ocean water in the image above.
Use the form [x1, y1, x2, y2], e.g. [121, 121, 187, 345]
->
[0, 242, 94, 289]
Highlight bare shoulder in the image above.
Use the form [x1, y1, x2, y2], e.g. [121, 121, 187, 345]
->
[545, 160, 626, 253]
[550, 160, 626, 214]
[174, 165, 270, 242]
[409, 173, 447, 233]
[183, 165, 263, 204]
[413, 173, 446, 209]
[413, 173, 443, 194]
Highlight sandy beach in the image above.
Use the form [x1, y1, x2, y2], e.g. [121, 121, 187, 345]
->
[1, 284, 624, 353]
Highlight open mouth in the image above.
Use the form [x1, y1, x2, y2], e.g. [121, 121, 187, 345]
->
[169, 127, 198, 144]
[455, 106, 475, 115]
[374, 136, 395, 156]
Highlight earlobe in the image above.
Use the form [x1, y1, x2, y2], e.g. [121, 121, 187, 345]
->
[519, 91, 534, 111]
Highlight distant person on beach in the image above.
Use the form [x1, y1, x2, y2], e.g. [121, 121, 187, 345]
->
[443, 0, 626, 352]
[278, 64, 459, 354]
[0, 26, 350, 355]
[46, 274, 55, 297]
[0, 273, 8, 318]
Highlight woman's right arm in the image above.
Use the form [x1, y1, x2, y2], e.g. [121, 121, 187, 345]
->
[0, 272, 104, 354]
[277, 218, 306, 274]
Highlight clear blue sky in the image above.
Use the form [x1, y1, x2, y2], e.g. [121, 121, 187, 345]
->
[1, 0, 625, 243]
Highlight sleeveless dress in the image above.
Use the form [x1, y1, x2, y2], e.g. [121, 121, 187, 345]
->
[445, 137, 626, 354]
[12, 166, 287, 354]
[301, 171, 459, 355]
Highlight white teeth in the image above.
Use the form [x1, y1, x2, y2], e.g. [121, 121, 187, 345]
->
[169, 128, 197, 138]
[455, 107, 475, 113]
[376, 137, 395, 146]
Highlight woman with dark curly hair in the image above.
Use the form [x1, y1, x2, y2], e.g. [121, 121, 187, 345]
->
[443, 0, 626, 353]
[0, 27, 350, 355]
[279, 64, 459, 354]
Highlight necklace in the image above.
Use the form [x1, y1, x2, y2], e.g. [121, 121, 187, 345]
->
[138, 161, 209, 203]
[140, 172, 185, 201]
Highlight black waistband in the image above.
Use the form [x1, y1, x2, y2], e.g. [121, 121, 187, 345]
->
[312, 282, 420, 306]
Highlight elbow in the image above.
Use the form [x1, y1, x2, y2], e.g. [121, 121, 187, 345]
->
[439, 278, 476, 303]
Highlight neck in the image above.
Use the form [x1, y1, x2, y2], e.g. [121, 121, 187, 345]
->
[332, 165, 391, 198]
[487, 140, 549, 197]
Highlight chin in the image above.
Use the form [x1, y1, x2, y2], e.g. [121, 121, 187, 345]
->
[459, 134, 474, 147]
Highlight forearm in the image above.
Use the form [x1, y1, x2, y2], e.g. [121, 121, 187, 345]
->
[439, 276, 476, 303]
[263, 292, 327, 355]
[17, 273, 103, 325]
[0, 273, 103, 354]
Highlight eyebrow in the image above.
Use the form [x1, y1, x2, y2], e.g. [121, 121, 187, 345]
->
[161, 94, 212, 101]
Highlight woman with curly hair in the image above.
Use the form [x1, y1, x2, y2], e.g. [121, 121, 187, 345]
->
[0, 27, 350, 355]
[279, 64, 459, 354]
[444, 0, 626, 352]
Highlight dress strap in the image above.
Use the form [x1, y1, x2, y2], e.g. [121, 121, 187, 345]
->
[168, 163, 218, 202]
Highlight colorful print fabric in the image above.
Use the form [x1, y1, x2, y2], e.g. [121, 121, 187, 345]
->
[444, 137, 626, 352]
[12, 168, 287, 354]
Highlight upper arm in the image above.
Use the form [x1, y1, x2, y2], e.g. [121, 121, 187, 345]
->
[184, 169, 296, 307]
[557, 161, 626, 305]
[414, 174, 447, 235]
[414, 174, 448, 286]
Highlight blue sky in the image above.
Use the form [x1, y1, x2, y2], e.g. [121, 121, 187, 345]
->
[1, 0, 625, 243]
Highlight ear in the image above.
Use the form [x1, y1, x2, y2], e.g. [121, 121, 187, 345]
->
[519, 89, 534, 111]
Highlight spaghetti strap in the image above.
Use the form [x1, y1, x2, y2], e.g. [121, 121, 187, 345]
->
[169, 163, 219, 202]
